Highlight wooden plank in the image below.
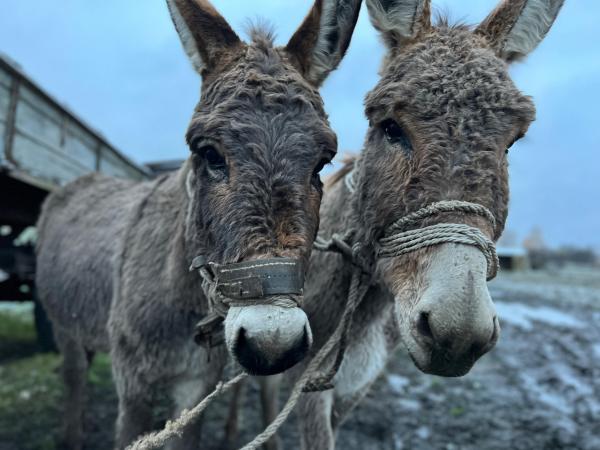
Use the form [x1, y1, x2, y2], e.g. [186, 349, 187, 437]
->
[19, 85, 64, 129]
[0, 83, 10, 121]
[98, 145, 145, 180]
[3, 78, 19, 166]
[63, 118, 98, 170]
[12, 132, 88, 186]
[15, 87, 62, 150]
[99, 145, 131, 178]
[0, 122, 5, 157]
[0, 66, 11, 89]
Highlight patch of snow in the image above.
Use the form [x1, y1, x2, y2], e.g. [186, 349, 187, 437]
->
[0, 269, 8, 283]
[397, 398, 421, 411]
[519, 372, 574, 420]
[415, 426, 430, 440]
[393, 435, 405, 450]
[552, 362, 594, 398]
[490, 278, 600, 307]
[495, 302, 584, 331]
[387, 374, 410, 394]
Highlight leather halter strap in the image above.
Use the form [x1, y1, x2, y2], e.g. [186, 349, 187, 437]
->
[190, 256, 304, 300]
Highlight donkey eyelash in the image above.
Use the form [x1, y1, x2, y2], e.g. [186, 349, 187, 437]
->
[505, 132, 526, 154]
[190, 137, 216, 153]
[313, 158, 332, 177]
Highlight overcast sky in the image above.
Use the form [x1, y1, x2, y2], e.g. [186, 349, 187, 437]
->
[1, 1, 598, 249]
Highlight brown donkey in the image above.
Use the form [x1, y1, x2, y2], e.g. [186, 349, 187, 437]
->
[35, 0, 362, 449]
[264, 0, 563, 448]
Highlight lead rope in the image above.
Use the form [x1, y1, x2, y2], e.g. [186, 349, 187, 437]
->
[126, 262, 367, 450]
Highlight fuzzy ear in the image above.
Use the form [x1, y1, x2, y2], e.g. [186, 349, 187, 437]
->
[365, 0, 431, 49]
[166, 0, 242, 75]
[475, 0, 565, 62]
[285, 0, 362, 87]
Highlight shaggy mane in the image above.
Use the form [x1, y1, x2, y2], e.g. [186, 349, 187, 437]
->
[246, 20, 277, 48]
[432, 8, 472, 31]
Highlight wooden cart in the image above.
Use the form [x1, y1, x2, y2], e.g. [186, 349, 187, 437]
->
[0, 54, 149, 348]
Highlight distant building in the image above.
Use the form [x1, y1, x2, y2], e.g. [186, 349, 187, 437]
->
[497, 246, 530, 271]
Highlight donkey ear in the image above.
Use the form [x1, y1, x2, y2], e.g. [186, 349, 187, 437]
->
[365, 0, 431, 49]
[166, 0, 242, 75]
[475, 0, 565, 62]
[285, 0, 362, 87]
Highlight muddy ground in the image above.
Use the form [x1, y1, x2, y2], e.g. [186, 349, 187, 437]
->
[1, 267, 599, 450]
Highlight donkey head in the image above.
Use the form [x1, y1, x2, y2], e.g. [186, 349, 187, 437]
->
[358, 0, 564, 376]
[168, 0, 361, 375]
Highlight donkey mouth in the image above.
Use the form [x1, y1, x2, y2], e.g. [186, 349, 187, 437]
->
[414, 350, 476, 377]
[233, 327, 311, 376]
[405, 335, 495, 377]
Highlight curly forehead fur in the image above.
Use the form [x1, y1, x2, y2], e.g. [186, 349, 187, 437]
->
[355, 22, 536, 243]
[184, 27, 336, 263]
[196, 27, 327, 120]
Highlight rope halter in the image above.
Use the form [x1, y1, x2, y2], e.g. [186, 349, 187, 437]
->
[189, 256, 304, 348]
[378, 200, 499, 280]
[344, 169, 499, 280]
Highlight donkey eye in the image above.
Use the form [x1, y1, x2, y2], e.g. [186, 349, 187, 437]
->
[381, 119, 412, 152]
[198, 146, 226, 173]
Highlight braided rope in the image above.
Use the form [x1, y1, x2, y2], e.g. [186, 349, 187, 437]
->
[385, 200, 496, 234]
[379, 200, 499, 280]
[126, 373, 248, 450]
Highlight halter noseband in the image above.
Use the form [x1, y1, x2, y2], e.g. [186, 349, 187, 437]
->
[189, 256, 304, 348]
[378, 200, 499, 280]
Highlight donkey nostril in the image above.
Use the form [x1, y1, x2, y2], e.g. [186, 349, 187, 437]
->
[416, 312, 434, 340]
[237, 327, 247, 343]
[470, 341, 486, 358]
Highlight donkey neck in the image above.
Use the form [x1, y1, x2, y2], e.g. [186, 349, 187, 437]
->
[145, 161, 211, 314]
[304, 165, 392, 348]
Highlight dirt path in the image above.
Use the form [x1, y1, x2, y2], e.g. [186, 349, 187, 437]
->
[1, 268, 599, 450]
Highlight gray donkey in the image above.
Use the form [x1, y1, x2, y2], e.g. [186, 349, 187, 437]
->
[35, 0, 363, 449]
[247, 0, 564, 448]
